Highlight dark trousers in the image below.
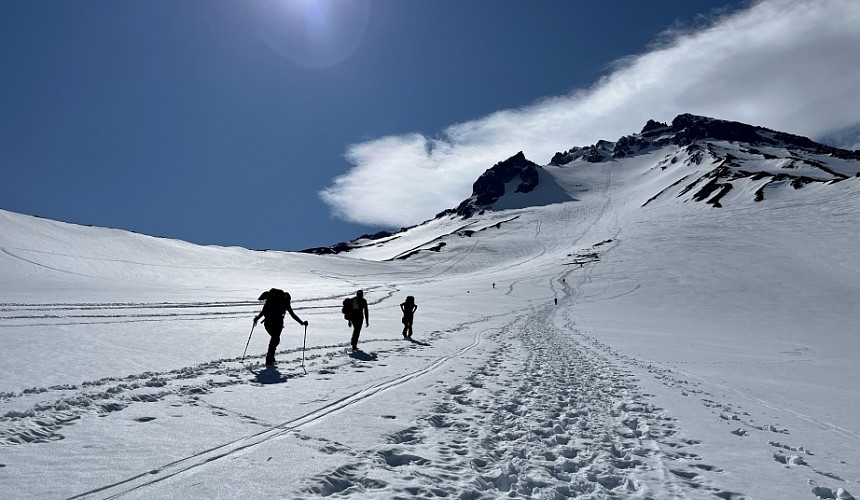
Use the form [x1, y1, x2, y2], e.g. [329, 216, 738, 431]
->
[350, 315, 364, 349]
[265, 322, 283, 364]
[402, 316, 413, 338]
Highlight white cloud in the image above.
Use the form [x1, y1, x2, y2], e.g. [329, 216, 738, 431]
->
[320, 0, 860, 227]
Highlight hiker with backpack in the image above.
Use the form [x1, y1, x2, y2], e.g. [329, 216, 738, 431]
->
[345, 290, 369, 350]
[253, 288, 308, 366]
[400, 295, 418, 339]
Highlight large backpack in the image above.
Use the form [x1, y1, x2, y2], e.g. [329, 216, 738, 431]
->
[341, 298, 352, 320]
[259, 288, 289, 319]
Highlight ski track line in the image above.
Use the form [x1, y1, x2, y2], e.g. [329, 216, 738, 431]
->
[0, 298, 363, 313]
[706, 380, 860, 444]
[0, 301, 259, 311]
[1, 246, 247, 270]
[63, 329, 488, 500]
[0, 297, 376, 329]
[1, 247, 113, 281]
[0, 302, 258, 328]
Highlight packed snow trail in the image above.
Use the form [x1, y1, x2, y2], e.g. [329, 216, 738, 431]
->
[289, 301, 744, 499]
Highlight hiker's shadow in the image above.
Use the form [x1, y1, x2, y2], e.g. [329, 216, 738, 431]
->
[255, 365, 290, 384]
[349, 349, 378, 362]
[407, 338, 430, 346]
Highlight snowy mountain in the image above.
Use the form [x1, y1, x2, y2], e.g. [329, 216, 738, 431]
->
[307, 114, 860, 261]
[551, 113, 859, 209]
[2, 115, 859, 500]
[444, 151, 573, 218]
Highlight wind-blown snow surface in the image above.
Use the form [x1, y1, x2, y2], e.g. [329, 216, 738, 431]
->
[1, 146, 859, 499]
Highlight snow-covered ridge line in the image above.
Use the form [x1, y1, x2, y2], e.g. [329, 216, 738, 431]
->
[551, 113, 860, 166]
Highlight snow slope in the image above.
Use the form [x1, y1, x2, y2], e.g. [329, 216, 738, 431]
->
[2, 117, 859, 500]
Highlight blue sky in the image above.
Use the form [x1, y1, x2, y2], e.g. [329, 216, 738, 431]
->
[2, 0, 859, 251]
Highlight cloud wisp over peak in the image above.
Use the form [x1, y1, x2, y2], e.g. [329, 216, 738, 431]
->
[320, 0, 860, 228]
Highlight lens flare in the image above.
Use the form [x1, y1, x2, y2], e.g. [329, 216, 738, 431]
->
[260, 0, 371, 69]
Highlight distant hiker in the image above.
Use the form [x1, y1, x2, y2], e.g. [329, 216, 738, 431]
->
[347, 290, 369, 350]
[400, 295, 418, 339]
[492, 283, 495, 289]
[253, 288, 308, 365]
[554, 297, 558, 305]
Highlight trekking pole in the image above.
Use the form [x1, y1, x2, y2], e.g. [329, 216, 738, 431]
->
[241, 323, 256, 363]
[301, 323, 308, 374]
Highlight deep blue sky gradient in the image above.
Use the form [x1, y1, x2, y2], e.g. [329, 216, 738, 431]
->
[1, 0, 749, 250]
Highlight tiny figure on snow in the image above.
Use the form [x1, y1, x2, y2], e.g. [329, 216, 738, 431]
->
[400, 295, 418, 339]
[346, 290, 369, 350]
[254, 288, 307, 366]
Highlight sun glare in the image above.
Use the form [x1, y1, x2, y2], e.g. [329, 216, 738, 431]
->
[260, 0, 371, 69]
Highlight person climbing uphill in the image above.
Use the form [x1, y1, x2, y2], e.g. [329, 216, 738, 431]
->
[347, 290, 369, 350]
[253, 288, 308, 366]
[400, 295, 418, 339]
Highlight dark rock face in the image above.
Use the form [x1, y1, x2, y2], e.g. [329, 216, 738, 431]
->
[550, 141, 614, 165]
[300, 230, 394, 255]
[300, 242, 354, 255]
[641, 119, 669, 134]
[358, 230, 395, 241]
[612, 135, 651, 158]
[669, 114, 791, 147]
[665, 115, 860, 159]
[451, 151, 542, 217]
[551, 114, 860, 166]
